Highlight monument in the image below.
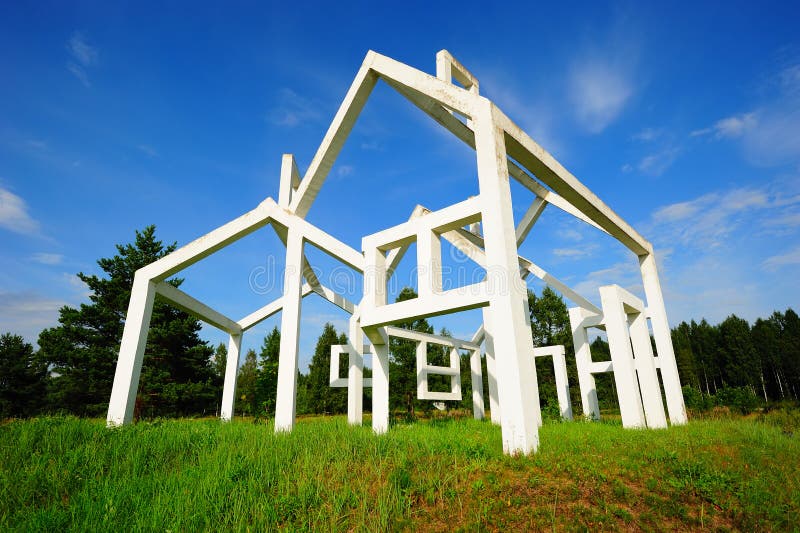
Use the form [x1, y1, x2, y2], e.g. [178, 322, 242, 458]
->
[107, 50, 686, 455]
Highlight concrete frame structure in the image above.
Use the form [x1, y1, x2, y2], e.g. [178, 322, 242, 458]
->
[106, 50, 686, 455]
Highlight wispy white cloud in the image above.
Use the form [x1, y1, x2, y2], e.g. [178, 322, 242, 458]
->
[0, 291, 66, 344]
[336, 165, 354, 177]
[557, 228, 584, 242]
[762, 245, 800, 271]
[572, 259, 642, 302]
[638, 183, 800, 323]
[649, 187, 773, 248]
[268, 88, 323, 127]
[552, 244, 599, 259]
[568, 61, 633, 133]
[637, 147, 680, 176]
[0, 187, 40, 235]
[31, 253, 63, 265]
[631, 127, 662, 141]
[66, 31, 98, 87]
[690, 113, 757, 139]
[360, 140, 382, 151]
[691, 64, 800, 166]
[137, 144, 159, 158]
[68, 32, 98, 66]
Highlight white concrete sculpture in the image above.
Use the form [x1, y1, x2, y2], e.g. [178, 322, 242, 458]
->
[106, 50, 686, 455]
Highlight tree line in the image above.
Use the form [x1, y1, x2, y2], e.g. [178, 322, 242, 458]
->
[1, 226, 798, 420]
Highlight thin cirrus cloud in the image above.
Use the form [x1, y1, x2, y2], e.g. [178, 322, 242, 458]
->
[762, 245, 800, 271]
[648, 186, 774, 248]
[31, 253, 63, 265]
[0, 187, 40, 235]
[268, 88, 324, 127]
[637, 147, 680, 176]
[691, 64, 800, 166]
[66, 31, 98, 87]
[568, 61, 633, 134]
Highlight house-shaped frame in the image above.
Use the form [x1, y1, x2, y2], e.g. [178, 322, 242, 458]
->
[106, 50, 687, 455]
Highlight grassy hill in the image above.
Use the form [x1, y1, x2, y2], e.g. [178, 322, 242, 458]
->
[1, 412, 798, 531]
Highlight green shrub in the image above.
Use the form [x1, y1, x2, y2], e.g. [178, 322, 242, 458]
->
[714, 386, 760, 414]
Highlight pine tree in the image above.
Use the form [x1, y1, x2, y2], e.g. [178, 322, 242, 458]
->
[588, 336, 618, 411]
[388, 287, 433, 419]
[689, 319, 721, 394]
[211, 342, 227, 383]
[776, 309, 800, 399]
[528, 286, 578, 412]
[255, 327, 280, 417]
[236, 349, 258, 416]
[0, 333, 47, 418]
[306, 323, 347, 415]
[717, 315, 759, 394]
[37, 226, 216, 417]
[671, 322, 699, 389]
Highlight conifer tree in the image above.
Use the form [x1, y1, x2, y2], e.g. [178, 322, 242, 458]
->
[236, 349, 258, 416]
[0, 333, 47, 418]
[37, 226, 216, 417]
[255, 327, 280, 416]
[306, 323, 347, 414]
[388, 287, 433, 418]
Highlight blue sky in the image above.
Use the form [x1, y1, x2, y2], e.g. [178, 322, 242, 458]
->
[1, 1, 799, 371]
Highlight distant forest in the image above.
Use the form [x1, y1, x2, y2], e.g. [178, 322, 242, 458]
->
[1, 226, 798, 420]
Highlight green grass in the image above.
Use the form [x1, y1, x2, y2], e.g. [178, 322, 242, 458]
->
[1, 413, 798, 531]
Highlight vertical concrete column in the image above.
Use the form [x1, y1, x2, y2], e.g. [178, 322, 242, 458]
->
[599, 286, 646, 428]
[415, 341, 427, 398]
[107, 275, 156, 426]
[417, 229, 442, 297]
[568, 307, 600, 420]
[220, 333, 242, 421]
[470, 348, 485, 420]
[552, 346, 574, 420]
[474, 99, 540, 455]
[363, 246, 390, 434]
[640, 253, 687, 425]
[628, 311, 668, 428]
[371, 340, 390, 434]
[482, 308, 501, 424]
[274, 228, 304, 432]
[347, 314, 364, 425]
[449, 346, 462, 398]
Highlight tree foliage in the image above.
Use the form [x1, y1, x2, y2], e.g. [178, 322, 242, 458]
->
[37, 226, 216, 418]
[236, 349, 258, 416]
[388, 287, 434, 419]
[306, 323, 347, 415]
[255, 326, 280, 417]
[0, 334, 46, 418]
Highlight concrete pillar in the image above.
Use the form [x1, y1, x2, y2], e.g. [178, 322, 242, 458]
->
[599, 286, 646, 428]
[347, 315, 364, 425]
[363, 246, 389, 434]
[628, 310, 667, 428]
[274, 228, 304, 432]
[482, 308, 501, 425]
[470, 348, 485, 420]
[415, 341, 427, 399]
[474, 100, 540, 455]
[220, 333, 242, 421]
[371, 341, 390, 434]
[568, 307, 600, 420]
[640, 253, 687, 425]
[107, 275, 156, 426]
[552, 346, 573, 420]
[417, 229, 442, 297]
